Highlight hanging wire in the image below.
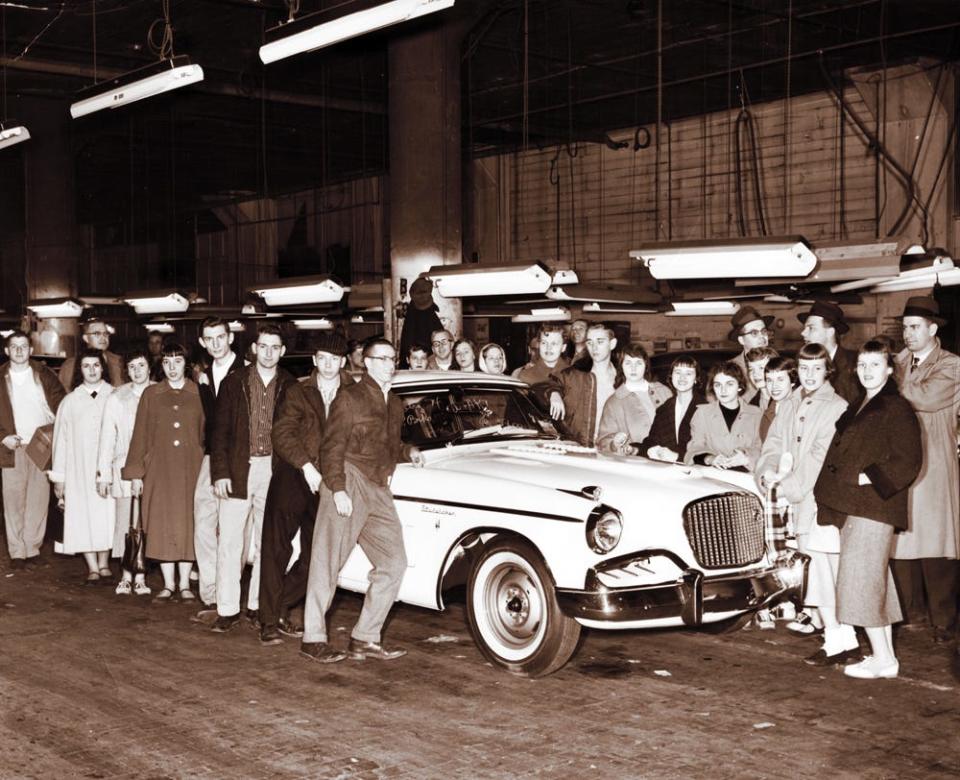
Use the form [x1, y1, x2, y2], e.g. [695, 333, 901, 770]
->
[783, 0, 792, 232]
[521, 0, 529, 151]
[2, 6, 7, 123]
[654, 0, 662, 239]
[91, 0, 96, 82]
[148, 0, 175, 60]
[13, 2, 65, 61]
[285, 0, 301, 24]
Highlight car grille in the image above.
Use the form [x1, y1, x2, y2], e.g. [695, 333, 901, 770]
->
[682, 492, 765, 569]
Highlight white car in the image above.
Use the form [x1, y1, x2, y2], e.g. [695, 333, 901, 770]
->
[335, 371, 807, 677]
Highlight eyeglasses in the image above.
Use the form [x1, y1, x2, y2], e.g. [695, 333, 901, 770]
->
[367, 354, 397, 365]
[741, 328, 772, 339]
[431, 339, 451, 347]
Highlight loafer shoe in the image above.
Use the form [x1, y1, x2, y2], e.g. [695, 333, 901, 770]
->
[211, 614, 241, 633]
[803, 647, 860, 667]
[844, 657, 899, 679]
[259, 625, 284, 646]
[278, 617, 304, 638]
[347, 638, 407, 661]
[300, 642, 347, 664]
[787, 611, 823, 636]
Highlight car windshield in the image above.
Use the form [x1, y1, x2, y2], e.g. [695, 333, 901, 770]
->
[396, 384, 562, 448]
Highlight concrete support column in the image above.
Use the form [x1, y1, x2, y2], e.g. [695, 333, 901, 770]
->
[388, 20, 463, 341]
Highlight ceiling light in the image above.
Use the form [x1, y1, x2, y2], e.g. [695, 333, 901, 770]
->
[123, 291, 190, 315]
[631, 238, 816, 279]
[510, 306, 571, 323]
[545, 283, 658, 305]
[581, 302, 659, 314]
[0, 123, 30, 151]
[260, 0, 456, 64]
[27, 298, 85, 319]
[869, 268, 960, 293]
[428, 262, 560, 298]
[0, 329, 14, 339]
[251, 275, 345, 306]
[143, 322, 175, 334]
[665, 301, 740, 317]
[228, 320, 245, 333]
[70, 56, 204, 119]
[293, 318, 334, 330]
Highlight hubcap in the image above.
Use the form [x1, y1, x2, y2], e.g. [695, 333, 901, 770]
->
[481, 558, 545, 653]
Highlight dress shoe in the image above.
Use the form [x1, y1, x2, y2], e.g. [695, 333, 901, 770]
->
[259, 625, 284, 646]
[278, 617, 304, 638]
[244, 609, 260, 629]
[786, 610, 823, 636]
[300, 642, 347, 664]
[347, 638, 407, 661]
[844, 656, 899, 679]
[803, 647, 860, 667]
[211, 614, 241, 633]
[932, 626, 956, 645]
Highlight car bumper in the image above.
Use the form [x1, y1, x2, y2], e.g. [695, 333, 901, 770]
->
[556, 551, 809, 626]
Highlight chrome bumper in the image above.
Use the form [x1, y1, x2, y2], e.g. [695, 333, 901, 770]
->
[556, 551, 809, 625]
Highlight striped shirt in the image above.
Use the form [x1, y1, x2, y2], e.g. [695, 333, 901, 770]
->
[247, 366, 278, 456]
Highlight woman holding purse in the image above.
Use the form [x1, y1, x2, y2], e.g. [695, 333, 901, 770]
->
[814, 340, 923, 679]
[96, 350, 154, 595]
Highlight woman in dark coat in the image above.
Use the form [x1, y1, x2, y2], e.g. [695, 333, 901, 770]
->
[637, 355, 705, 462]
[814, 340, 923, 680]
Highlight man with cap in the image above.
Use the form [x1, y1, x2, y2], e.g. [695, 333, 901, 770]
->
[258, 331, 351, 645]
[891, 296, 960, 644]
[799, 301, 862, 405]
[399, 276, 443, 369]
[730, 306, 774, 403]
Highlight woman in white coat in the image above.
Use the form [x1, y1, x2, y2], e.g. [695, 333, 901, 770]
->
[50, 349, 116, 583]
[757, 342, 851, 664]
[96, 350, 153, 595]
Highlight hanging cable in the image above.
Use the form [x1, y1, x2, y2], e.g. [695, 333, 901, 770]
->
[783, 0, 793, 232]
[91, 0, 96, 83]
[13, 2, 64, 62]
[655, 0, 662, 239]
[148, 0, 175, 60]
[2, 6, 7, 122]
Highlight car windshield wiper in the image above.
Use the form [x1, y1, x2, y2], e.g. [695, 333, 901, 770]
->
[435, 425, 548, 445]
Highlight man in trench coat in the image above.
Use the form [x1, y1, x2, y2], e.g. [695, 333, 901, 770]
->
[892, 296, 960, 643]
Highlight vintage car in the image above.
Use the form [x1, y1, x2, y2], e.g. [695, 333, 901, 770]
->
[334, 370, 807, 677]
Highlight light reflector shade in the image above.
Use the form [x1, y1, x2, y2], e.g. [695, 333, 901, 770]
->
[143, 323, 175, 334]
[260, 0, 455, 64]
[70, 57, 204, 119]
[0, 124, 30, 151]
[665, 301, 740, 317]
[428, 263, 554, 297]
[27, 298, 85, 319]
[510, 306, 571, 323]
[631, 237, 816, 280]
[251, 275, 345, 306]
[869, 268, 960, 293]
[293, 318, 334, 330]
[123, 292, 190, 315]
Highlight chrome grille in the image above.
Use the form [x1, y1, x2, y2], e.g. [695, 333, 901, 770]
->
[682, 492, 765, 569]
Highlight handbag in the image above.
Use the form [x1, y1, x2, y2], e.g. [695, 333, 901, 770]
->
[24, 423, 55, 471]
[121, 495, 148, 574]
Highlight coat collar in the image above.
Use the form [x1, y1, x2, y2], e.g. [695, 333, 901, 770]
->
[789, 382, 840, 404]
[896, 337, 943, 371]
[154, 378, 200, 396]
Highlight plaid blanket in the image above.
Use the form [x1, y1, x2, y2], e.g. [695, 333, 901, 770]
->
[763, 484, 794, 562]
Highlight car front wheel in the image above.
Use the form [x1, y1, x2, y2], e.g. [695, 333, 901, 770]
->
[466, 538, 581, 677]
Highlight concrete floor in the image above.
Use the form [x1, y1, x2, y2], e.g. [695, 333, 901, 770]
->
[1, 550, 958, 780]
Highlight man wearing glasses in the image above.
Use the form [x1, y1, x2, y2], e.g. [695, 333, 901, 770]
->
[427, 329, 455, 371]
[300, 338, 423, 663]
[730, 306, 774, 403]
[58, 319, 125, 389]
[0, 331, 66, 568]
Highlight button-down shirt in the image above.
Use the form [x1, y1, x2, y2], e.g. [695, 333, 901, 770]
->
[248, 366, 278, 456]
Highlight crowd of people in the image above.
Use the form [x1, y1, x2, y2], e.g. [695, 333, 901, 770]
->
[0, 291, 957, 678]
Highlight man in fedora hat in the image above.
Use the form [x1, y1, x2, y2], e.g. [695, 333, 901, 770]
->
[891, 295, 960, 644]
[799, 301, 862, 405]
[730, 306, 775, 403]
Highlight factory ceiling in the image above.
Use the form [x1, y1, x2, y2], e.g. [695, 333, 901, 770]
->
[1, 0, 958, 225]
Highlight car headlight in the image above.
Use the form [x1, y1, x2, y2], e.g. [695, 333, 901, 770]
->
[586, 507, 623, 554]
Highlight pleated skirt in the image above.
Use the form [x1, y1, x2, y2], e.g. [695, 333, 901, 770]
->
[836, 514, 902, 627]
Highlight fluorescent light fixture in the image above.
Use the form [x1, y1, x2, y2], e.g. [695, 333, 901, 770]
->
[228, 320, 246, 333]
[347, 281, 383, 311]
[0, 123, 30, 151]
[260, 0, 456, 64]
[27, 298, 85, 319]
[510, 306, 571, 323]
[581, 302, 659, 314]
[0, 329, 14, 339]
[869, 268, 960, 293]
[631, 237, 816, 280]
[123, 291, 190, 315]
[545, 283, 657, 305]
[143, 322, 175, 334]
[293, 318, 334, 330]
[70, 56, 204, 119]
[665, 301, 740, 317]
[251, 275, 345, 306]
[428, 262, 556, 298]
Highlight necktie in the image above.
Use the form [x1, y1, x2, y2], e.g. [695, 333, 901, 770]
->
[90, 391, 98, 399]
[910, 356, 920, 373]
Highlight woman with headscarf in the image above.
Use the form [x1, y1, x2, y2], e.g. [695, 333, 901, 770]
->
[478, 343, 507, 375]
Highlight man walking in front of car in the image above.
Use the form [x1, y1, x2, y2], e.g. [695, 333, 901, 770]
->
[0, 331, 66, 567]
[300, 338, 423, 663]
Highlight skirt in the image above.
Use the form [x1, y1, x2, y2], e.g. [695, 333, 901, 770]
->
[836, 514, 902, 627]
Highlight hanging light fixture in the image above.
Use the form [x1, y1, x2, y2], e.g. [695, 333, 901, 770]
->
[427, 262, 574, 298]
[665, 301, 740, 317]
[631, 238, 816, 280]
[260, 0, 456, 64]
[27, 298, 86, 319]
[123, 291, 190, 315]
[143, 322, 176, 334]
[0, 122, 29, 151]
[510, 306, 571, 323]
[292, 318, 335, 330]
[251, 275, 345, 306]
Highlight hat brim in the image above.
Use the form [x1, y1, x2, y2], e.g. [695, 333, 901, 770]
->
[729, 314, 775, 342]
[894, 313, 947, 327]
[797, 311, 849, 335]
